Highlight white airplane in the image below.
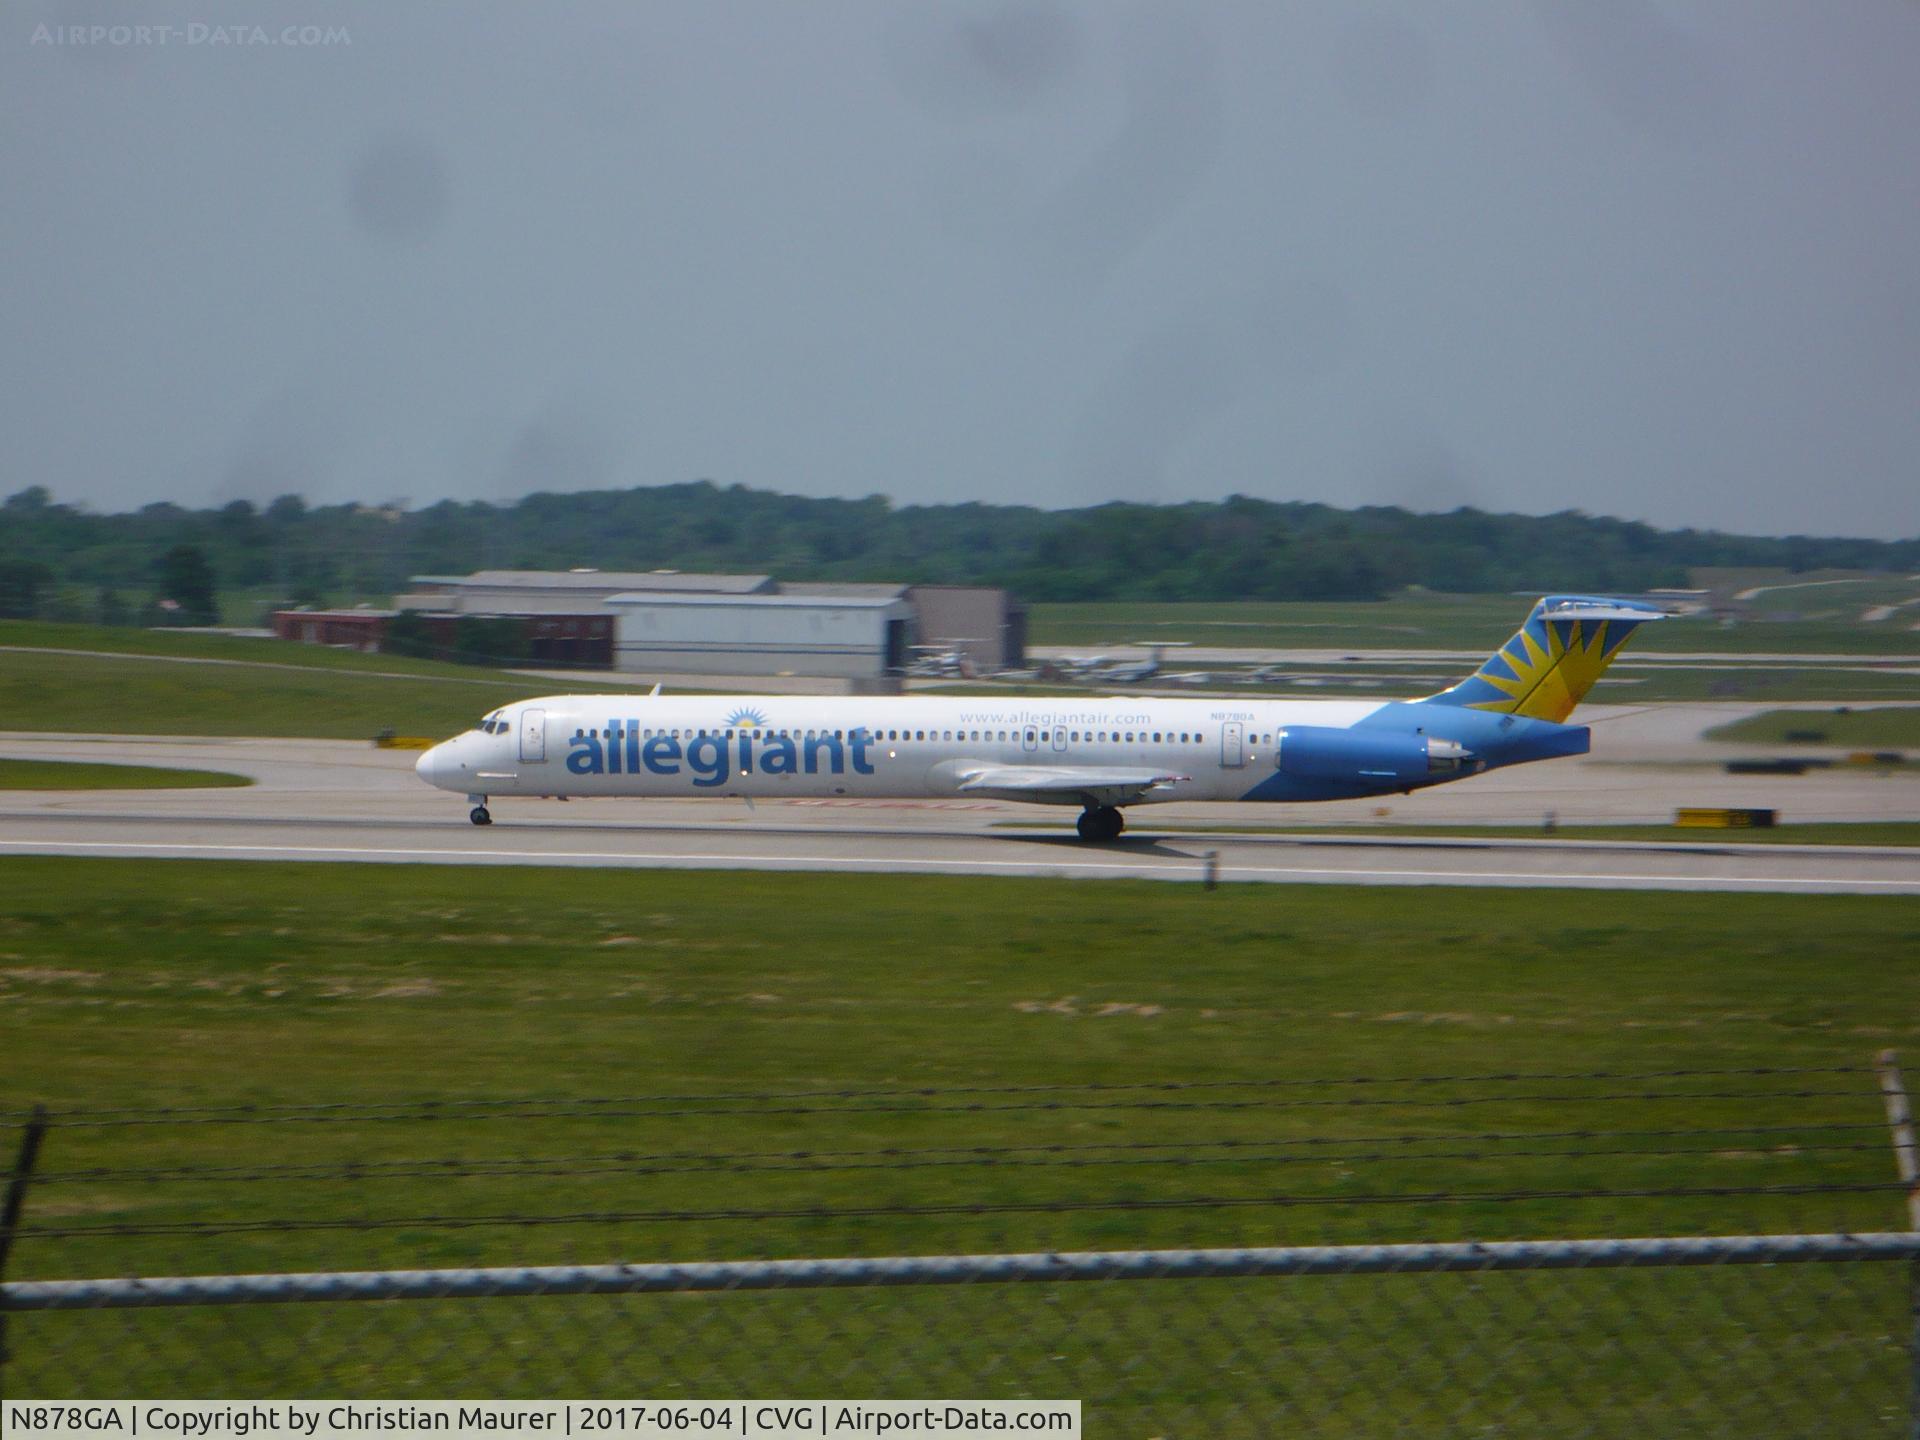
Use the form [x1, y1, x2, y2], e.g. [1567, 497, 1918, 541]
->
[417, 595, 1665, 842]
[1056, 653, 1112, 674]
[904, 645, 972, 679]
[1088, 641, 1191, 685]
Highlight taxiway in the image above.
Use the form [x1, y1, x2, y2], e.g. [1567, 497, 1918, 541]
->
[1, 706, 1914, 893]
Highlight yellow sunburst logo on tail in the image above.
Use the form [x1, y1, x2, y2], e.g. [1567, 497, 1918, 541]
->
[1425, 596, 1666, 721]
[1467, 620, 1625, 722]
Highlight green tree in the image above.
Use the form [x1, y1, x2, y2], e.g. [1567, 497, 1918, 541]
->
[382, 609, 439, 660]
[153, 544, 219, 626]
[96, 589, 132, 627]
[0, 559, 54, 618]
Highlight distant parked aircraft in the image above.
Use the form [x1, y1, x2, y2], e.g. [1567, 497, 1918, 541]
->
[1090, 641, 1191, 685]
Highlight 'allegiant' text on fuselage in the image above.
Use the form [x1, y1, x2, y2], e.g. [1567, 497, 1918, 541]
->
[566, 721, 877, 786]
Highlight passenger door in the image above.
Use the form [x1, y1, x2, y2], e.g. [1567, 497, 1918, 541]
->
[519, 708, 547, 764]
[1220, 721, 1245, 769]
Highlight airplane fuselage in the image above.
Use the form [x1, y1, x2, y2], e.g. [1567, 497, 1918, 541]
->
[416, 692, 1588, 808]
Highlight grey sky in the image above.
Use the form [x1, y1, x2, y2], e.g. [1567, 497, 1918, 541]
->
[4, 1, 1917, 538]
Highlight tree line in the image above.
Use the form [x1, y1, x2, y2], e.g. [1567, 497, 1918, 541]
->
[2, 480, 1917, 623]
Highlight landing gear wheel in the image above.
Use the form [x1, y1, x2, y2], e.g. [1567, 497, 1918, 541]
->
[469, 806, 492, 826]
[1077, 806, 1124, 842]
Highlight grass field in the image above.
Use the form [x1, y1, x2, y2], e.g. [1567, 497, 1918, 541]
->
[1026, 596, 1920, 656]
[5, 615, 1918, 743]
[1706, 706, 1920, 748]
[0, 618, 530, 676]
[0, 643, 622, 740]
[1573, 666, 1920, 702]
[935, 665, 1920, 703]
[0, 758, 249, 789]
[4, 859, 1914, 1413]
[3, 862, 1910, 1262]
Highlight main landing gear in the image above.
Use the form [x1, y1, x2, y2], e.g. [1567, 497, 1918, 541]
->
[467, 794, 492, 827]
[1076, 806, 1124, 842]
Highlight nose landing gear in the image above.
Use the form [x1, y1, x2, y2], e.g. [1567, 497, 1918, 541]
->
[467, 794, 492, 827]
[1076, 806, 1124, 842]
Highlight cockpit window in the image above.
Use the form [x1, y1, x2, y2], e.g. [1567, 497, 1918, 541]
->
[479, 712, 508, 735]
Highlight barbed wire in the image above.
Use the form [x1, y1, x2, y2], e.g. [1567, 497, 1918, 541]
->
[6, 1066, 1866, 1127]
[10, 1085, 1876, 1129]
[32, 1141, 1887, 1188]
[23, 1180, 1907, 1241]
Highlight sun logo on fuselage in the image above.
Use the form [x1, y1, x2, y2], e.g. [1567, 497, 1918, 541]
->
[725, 706, 768, 729]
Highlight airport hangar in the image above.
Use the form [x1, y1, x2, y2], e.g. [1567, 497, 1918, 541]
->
[273, 570, 1027, 680]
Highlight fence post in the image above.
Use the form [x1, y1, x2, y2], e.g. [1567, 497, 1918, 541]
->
[1876, 1051, 1920, 1440]
[1879, 1051, 1920, 1230]
[0, 1105, 50, 1400]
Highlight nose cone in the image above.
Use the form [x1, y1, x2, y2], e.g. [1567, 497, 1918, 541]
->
[415, 744, 449, 788]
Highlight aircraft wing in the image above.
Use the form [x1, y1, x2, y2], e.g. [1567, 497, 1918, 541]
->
[954, 764, 1187, 808]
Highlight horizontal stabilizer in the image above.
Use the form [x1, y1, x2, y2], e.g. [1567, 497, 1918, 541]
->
[1532, 597, 1673, 623]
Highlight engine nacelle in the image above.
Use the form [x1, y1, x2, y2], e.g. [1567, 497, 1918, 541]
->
[1274, 726, 1478, 785]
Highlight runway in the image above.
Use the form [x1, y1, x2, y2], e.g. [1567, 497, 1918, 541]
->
[2, 707, 1916, 893]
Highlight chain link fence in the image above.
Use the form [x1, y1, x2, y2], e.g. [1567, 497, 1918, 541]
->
[8, 1237, 1919, 1435]
[5, 1065, 1917, 1434]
